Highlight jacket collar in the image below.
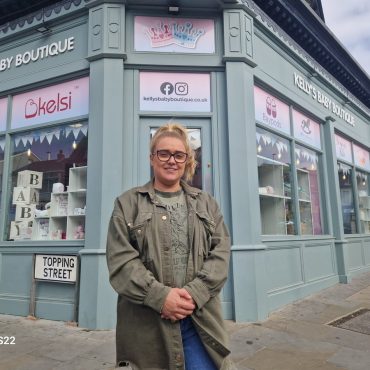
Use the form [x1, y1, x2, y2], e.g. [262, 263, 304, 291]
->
[138, 179, 201, 201]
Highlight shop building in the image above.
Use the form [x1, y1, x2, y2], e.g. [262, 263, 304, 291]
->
[0, 0, 369, 329]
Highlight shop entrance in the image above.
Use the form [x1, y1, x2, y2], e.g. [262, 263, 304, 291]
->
[139, 117, 213, 193]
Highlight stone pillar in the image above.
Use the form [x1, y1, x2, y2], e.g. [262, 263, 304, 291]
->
[78, 0, 126, 329]
[223, 8, 268, 321]
[323, 117, 351, 283]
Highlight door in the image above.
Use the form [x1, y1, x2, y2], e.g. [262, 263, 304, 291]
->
[139, 117, 213, 193]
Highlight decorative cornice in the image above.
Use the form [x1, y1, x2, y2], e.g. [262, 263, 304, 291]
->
[0, 0, 91, 39]
[241, 0, 370, 117]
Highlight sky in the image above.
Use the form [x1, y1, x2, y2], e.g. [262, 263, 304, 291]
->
[321, 0, 370, 76]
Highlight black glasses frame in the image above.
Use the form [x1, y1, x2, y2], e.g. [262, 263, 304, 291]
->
[153, 150, 188, 163]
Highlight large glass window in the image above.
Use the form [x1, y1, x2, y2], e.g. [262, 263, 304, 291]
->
[7, 122, 88, 241]
[295, 145, 322, 235]
[357, 171, 370, 234]
[256, 127, 295, 235]
[338, 163, 357, 234]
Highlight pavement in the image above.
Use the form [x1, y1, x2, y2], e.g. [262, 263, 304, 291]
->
[1, 270, 370, 370]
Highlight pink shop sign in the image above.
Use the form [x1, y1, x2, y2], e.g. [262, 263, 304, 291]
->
[353, 144, 370, 171]
[0, 98, 7, 131]
[292, 109, 321, 149]
[254, 86, 290, 135]
[134, 16, 215, 53]
[11, 77, 89, 129]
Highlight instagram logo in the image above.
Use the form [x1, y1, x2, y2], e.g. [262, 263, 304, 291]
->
[175, 82, 188, 95]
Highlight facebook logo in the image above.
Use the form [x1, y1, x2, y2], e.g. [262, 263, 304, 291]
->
[160, 82, 174, 95]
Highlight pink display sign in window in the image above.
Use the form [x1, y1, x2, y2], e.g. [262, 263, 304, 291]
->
[353, 144, 370, 171]
[254, 86, 290, 135]
[134, 16, 215, 53]
[292, 109, 321, 149]
[0, 98, 7, 131]
[335, 134, 353, 163]
[11, 77, 89, 129]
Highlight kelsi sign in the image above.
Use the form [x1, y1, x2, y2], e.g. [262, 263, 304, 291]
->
[11, 77, 89, 129]
[25, 92, 72, 119]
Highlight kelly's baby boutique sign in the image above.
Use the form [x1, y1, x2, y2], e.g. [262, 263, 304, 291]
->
[134, 16, 215, 53]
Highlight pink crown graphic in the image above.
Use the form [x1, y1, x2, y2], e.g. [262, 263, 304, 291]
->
[146, 21, 205, 49]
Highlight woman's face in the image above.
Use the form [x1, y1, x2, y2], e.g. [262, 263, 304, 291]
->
[150, 136, 187, 192]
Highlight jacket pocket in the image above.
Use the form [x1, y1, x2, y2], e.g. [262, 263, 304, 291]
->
[128, 213, 152, 258]
[196, 211, 216, 258]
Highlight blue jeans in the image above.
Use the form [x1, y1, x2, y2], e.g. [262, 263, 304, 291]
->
[180, 317, 217, 370]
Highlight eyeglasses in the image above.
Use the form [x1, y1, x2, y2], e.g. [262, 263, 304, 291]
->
[153, 150, 188, 163]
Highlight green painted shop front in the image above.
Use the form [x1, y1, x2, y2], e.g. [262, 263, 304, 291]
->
[0, 0, 369, 329]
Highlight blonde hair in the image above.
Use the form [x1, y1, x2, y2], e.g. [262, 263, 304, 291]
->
[150, 123, 197, 181]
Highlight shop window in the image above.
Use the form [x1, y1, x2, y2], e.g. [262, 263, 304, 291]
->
[338, 163, 357, 234]
[7, 123, 88, 241]
[256, 127, 295, 235]
[357, 171, 370, 234]
[295, 145, 322, 235]
[0, 136, 5, 211]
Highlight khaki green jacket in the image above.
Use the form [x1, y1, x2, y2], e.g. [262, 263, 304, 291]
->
[106, 180, 234, 370]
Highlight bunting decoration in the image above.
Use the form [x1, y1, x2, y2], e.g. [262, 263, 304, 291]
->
[14, 123, 88, 148]
[256, 131, 288, 156]
[0, 137, 5, 151]
[295, 147, 318, 165]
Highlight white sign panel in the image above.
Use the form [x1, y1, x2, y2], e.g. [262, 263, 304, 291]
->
[254, 86, 290, 135]
[134, 16, 215, 53]
[292, 109, 321, 149]
[140, 72, 211, 112]
[11, 77, 89, 129]
[353, 144, 370, 171]
[335, 134, 353, 163]
[0, 98, 7, 131]
[34, 254, 78, 282]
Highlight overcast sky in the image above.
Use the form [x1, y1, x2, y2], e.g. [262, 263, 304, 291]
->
[321, 0, 370, 76]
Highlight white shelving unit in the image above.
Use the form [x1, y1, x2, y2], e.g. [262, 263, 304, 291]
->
[297, 168, 313, 235]
[258, 156, 293, 235]
[32, 166, 87, 240]
[359, 196, 370, 234]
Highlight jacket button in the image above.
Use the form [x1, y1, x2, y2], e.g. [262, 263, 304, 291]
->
[137, 229, 141, 234]
[162, 215, 167, 220]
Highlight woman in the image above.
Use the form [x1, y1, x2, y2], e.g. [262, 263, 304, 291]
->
[106, 123, 234, 370]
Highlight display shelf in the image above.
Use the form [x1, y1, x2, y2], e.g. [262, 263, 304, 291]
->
[258, 155, 292, 235]
[69, 166, 87, 191]
[25, 166, 87, 240]
[297, 169, 311, 201]
[359, 196, 370, 233]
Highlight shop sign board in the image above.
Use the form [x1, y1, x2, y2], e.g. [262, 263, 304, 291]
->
[0, 37, 75, 72]
[292, 109, 321, 149]
[293, 72, 355, 127]
[254, 86, 290, 135]
[140, 72, 210, 112]
[11, 77, 89, 129]
[34, 254, 78, 283]
[0, 98, 7, 131]
[353, 144, 370, 171]
[335, 134, 353, 163]
[134, 16, 215, 53]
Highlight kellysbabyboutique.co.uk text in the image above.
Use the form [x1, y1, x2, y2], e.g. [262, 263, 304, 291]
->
[143, 96, 208, 103]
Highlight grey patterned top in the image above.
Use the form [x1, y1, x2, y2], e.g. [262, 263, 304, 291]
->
[155, 189, 189, 288]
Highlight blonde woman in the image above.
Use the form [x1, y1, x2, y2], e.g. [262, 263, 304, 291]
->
[107, 123, 234, 370]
